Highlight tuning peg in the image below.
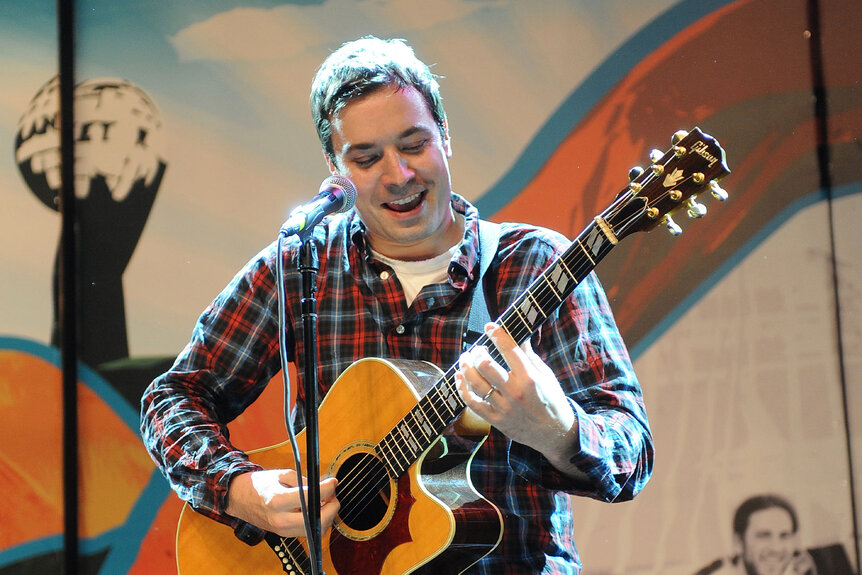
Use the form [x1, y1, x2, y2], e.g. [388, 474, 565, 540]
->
[661, 214, 683, 236]
[709, 180, 729, 201]
[671, 130, 689, 145]
[628, 166, 645, 180]
[649, 149, 664, 163]
[686, 196, 707, 218]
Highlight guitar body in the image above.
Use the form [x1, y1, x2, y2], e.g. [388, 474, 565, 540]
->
[177, 357, 503, 574]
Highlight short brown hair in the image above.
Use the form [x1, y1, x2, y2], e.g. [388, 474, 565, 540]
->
[310, 36, 447, 164]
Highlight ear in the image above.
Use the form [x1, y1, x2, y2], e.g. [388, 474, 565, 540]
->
[323, 151, 339, 175]
[442, 120, 452, 158]
[732, 533, 744, 559]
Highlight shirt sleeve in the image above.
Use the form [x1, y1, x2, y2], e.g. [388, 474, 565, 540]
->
[140, 248, 286, 542]
[497, 230, 654, 502]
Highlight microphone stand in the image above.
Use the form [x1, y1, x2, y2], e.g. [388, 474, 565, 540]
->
[297, 228, 325, 575]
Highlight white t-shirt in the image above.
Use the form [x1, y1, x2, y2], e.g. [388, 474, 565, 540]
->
[370, 244, 459, 307]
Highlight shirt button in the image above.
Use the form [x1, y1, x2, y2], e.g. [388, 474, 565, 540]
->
[380, 271, 390, 280]
[395, 324, 406, 335]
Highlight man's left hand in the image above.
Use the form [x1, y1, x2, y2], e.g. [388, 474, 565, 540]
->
[455, 322, 577, 459]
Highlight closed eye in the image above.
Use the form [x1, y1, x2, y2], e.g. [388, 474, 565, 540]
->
[401, 139, 428, 153]
[353, 154, 380, 168]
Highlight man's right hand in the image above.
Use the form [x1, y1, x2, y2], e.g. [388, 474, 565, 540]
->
[225, 469, 340, 538]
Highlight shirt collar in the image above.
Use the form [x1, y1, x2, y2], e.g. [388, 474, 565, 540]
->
[346, 192, 481, 286]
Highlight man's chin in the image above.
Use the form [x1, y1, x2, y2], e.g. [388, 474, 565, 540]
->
[749, 558, 791, 575]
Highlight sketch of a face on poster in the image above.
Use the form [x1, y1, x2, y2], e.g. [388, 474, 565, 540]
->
[14, 76, 164, 207]
[734, 498, 811, 575]
[695, 493, 856, 575]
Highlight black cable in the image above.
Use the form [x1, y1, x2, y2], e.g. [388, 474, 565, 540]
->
[57, 0, 79, 573]
[806, 0, 859, 570]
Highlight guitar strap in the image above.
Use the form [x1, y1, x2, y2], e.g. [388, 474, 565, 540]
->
[463, 219, 501, 350]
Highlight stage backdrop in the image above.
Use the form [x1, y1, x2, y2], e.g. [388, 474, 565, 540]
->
[0, 1, 859, 573]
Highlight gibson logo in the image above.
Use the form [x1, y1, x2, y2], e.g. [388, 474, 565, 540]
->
[690, 140, 719, 168]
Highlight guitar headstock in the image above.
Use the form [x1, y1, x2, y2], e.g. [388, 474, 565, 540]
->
[605, 127, 730, 240]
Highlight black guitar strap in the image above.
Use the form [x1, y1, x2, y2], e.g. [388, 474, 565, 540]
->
[463, 219, 501, 350]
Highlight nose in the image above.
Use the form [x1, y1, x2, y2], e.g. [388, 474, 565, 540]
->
[381, 149, 414, 189]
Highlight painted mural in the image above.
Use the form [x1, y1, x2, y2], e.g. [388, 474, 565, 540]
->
[0, 0, 859, 573]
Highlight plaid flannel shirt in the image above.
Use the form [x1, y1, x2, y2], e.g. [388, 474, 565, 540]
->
[141, 193, 653, 574]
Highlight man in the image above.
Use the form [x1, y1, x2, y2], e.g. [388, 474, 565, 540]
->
[141, 36, 654, 574]
[694, 494, 853, 575]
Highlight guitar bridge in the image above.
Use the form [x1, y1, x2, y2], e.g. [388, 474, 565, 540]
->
[264, 532, 311, 574]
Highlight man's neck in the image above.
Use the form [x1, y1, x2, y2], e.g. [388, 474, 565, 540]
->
[371, 209, 465, 262]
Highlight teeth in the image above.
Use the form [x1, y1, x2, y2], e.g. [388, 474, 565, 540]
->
[391, 192, 421, 206]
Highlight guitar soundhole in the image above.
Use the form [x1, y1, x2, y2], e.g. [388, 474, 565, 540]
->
[335, 452, 392, 532]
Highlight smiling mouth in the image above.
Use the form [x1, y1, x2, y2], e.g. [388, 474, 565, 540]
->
[384, 191, 425, 213]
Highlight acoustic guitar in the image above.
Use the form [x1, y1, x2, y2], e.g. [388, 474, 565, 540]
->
[176, 128, 730, 574]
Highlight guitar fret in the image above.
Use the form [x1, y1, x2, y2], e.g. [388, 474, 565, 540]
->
[381, 434, 404, 475]
[394, 426, 415, 461]
[498, 322, 517, 345]
[375, 435, 392, 469]
[425, 389, 446, 425]
[415, 403, 436, 439]
[515, 293, 544, 331]
[575, 238, 597, 266]
[511, 304, 531, 332]
[541, 273, 563, 299]
[377, 441, 400, 476]
[526, 290, 546, 316]
[554, 258, 576, 291]
[438, 378, 462, 414]
[398, 420, 420, 455]
[426, 382, 459, 433]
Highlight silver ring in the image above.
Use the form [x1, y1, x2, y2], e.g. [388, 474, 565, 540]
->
[482, 386, 497, 402]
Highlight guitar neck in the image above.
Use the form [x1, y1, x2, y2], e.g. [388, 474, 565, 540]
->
[376, 208, 623, 477]
[375, 126, 730, 478]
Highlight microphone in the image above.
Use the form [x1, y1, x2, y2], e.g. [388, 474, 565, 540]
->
[279, 175, 357, 237]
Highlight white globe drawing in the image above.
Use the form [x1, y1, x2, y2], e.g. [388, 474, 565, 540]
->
[15, 76, 165, 205]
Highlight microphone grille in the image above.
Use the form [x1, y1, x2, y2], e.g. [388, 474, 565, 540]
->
[321, 175, 357, 213]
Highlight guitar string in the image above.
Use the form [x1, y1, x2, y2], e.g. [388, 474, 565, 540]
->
[324, 362, 470, 512]
[301, 334, 484, 534]
[323, 240, 605, 533]
[323, 377, 463, 530]
[263, 376, 468, 564]
[313, 368, 467, 516]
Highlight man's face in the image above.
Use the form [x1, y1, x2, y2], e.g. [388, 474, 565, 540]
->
[738, 507, 799, 575]
[326, 84, 460, 261]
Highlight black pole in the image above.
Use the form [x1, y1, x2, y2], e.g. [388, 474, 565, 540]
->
[806, 0, 859, 571]
[299, 237, 324, 575]
[57, 0, 79, 573]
